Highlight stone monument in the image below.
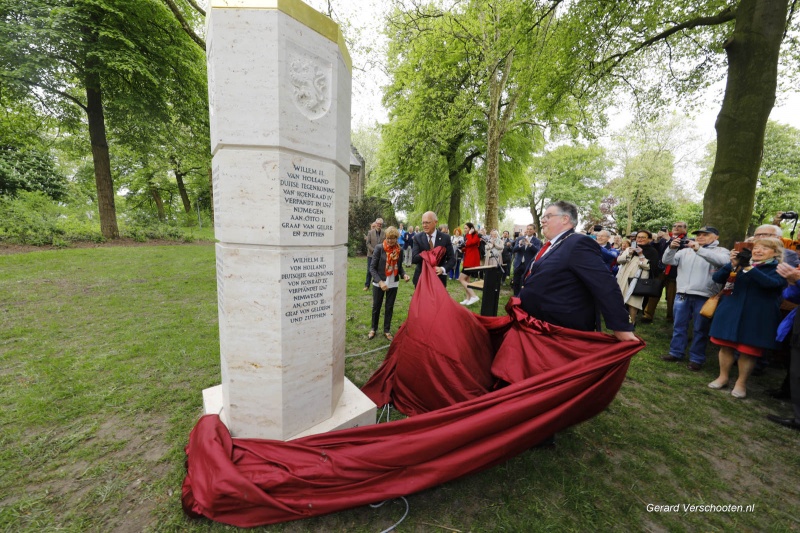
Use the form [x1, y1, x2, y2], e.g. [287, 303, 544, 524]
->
[202, 0, 376, 440]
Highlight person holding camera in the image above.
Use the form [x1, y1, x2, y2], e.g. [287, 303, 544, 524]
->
[642, 222, 685, 322]
[707, 238, 787, 398]
[661, 226, 730, 371]
[457, 222, 481, 305]
[616, 230, 659, 325]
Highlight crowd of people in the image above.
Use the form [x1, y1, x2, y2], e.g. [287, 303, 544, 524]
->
[362, 206, 800, 432]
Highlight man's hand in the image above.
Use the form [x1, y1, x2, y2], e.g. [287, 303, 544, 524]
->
[777, 262, 800, 284]
[403, 274, 410, 282]
[613, 331, 638, 342]
[435, 266, 445, 276]
[687, 240, 701, 251]
[669, 238, 681, 249]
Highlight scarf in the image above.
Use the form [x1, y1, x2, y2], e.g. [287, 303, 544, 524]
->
[722, 258, 778, 295]
[383, 239, 400, 278]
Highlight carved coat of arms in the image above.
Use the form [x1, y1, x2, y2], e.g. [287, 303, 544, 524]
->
[288, 51, 332, 120]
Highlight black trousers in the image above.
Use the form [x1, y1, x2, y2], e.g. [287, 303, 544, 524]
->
[371, 285, 398, 333]
[364, 256, 372, 288]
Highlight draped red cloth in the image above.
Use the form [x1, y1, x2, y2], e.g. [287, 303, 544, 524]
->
[181, 248, 645, 527]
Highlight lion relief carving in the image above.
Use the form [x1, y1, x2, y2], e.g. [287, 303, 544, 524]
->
[288, 54, 331, 120]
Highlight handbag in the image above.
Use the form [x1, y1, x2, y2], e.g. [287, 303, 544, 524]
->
[700, 292, 722, 319]
[627, 274, 662, 297]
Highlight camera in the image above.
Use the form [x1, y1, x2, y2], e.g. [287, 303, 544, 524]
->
[780, 211, 798, 220]
[661, 226, 668, 232]
[593, 224, 603, 232]
[737, 247, 752, 267]
[680, 239, 690, 245]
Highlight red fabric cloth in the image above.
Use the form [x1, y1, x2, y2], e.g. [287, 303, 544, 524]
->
[362, 247, 496, 414]
[710, 336, 763, 357]
[181, 247, 645, 527]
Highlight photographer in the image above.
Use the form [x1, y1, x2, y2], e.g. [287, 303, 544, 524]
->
[707, 239, 786, 398]
[643, 222, 687, 322]
[661, 226, 729, 371]
[484, 229, 504, 268]
[616, 230, 659, 325]
[457, 222, 481, 306]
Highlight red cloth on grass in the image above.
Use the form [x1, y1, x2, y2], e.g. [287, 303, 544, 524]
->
[181, 248, 645, 527]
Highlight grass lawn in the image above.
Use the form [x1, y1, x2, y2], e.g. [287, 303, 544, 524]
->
[1, 243, 798, 531]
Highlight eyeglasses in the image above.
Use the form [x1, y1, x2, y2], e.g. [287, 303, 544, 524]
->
[672, 224, 685, 227]
[541, 212, 566, 221]
[753, 233, 777, 238]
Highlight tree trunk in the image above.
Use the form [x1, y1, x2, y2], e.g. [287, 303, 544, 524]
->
[85, 75, 119, 239]
[703, 0, 789, 249]
[174, 169, 192, 213]
[485, 74, 502, 231]
[150, 184, 166, 222]
[448, 171, 462, 231]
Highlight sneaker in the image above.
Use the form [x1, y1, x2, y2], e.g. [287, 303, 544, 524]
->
[459, 299, 468, 305]
[466, 296, 480, 305]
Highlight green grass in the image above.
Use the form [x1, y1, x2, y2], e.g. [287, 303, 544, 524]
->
[1, 244, 798, 531]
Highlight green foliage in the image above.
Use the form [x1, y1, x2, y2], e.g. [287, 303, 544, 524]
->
[347, 196, 397, 256]
[618, 196, 678, 235]
[0, 191, 63, 245]
[0, 145, 68, 200]
[120, 222, 196, 243]
[0, 0, 209, 236]
[751, 121, 800, 225]
[523, 143, 610, 225]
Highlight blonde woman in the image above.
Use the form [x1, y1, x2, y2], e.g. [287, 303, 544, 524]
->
[708, 238, 787, 398]
[368, 226, 410, 340]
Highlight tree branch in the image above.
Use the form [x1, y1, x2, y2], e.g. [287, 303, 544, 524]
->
[161, 0, 206, 49]
[601, 7, 736, 70]
[185, 0, 206, 17]
[2, 74, 88, 112]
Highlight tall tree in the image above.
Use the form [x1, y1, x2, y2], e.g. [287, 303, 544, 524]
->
[522, 143, 609, 231]
[0, 0, 207, 238]
[569, 0, 798, 247]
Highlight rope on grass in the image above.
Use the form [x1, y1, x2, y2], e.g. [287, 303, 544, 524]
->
[377, 403, 392, 423]
[370, 496, 410, 533]
[345, 344, 391, 358]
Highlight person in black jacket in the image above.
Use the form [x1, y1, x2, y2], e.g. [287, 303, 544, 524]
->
[369, 226, 410, 341]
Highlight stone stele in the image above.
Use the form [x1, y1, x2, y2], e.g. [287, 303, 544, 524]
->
[203, 0, 376, 440]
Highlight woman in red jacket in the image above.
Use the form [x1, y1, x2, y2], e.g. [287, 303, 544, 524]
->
[457, 222, 481, 306]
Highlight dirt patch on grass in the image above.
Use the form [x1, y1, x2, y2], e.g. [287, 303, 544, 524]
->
[0, 239, 214, 255]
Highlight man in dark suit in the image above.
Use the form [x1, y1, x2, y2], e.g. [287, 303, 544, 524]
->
[511, 224, 541, 296]
[411, 211, 456, 287]
[519, 201, 636, 341]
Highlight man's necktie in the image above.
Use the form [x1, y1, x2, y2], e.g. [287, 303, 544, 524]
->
[534, 240, 551, 261]
[428, 235, 434, 250]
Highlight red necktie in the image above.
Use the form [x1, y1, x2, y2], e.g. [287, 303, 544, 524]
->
[534, 240, 551, 261]
[525, 240, 551, 280]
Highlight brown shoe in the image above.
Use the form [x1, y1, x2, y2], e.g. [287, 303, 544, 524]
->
[661, 355, 681, 363]
[687, 362, 702, 372]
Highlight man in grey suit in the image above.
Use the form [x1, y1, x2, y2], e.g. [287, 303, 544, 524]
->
[411, 211, 455, 287]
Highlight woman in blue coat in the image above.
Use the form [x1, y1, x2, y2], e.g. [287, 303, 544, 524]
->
[708, 238, 787, 398]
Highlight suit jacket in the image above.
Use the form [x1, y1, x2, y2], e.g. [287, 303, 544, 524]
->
[512, 235, 542, 270]
[369, 244, 407, 285]
[411, 231, 456, 285]
[519, 229, 632, 332]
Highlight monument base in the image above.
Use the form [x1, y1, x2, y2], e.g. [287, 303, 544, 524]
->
[202, 379, 376, 441]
